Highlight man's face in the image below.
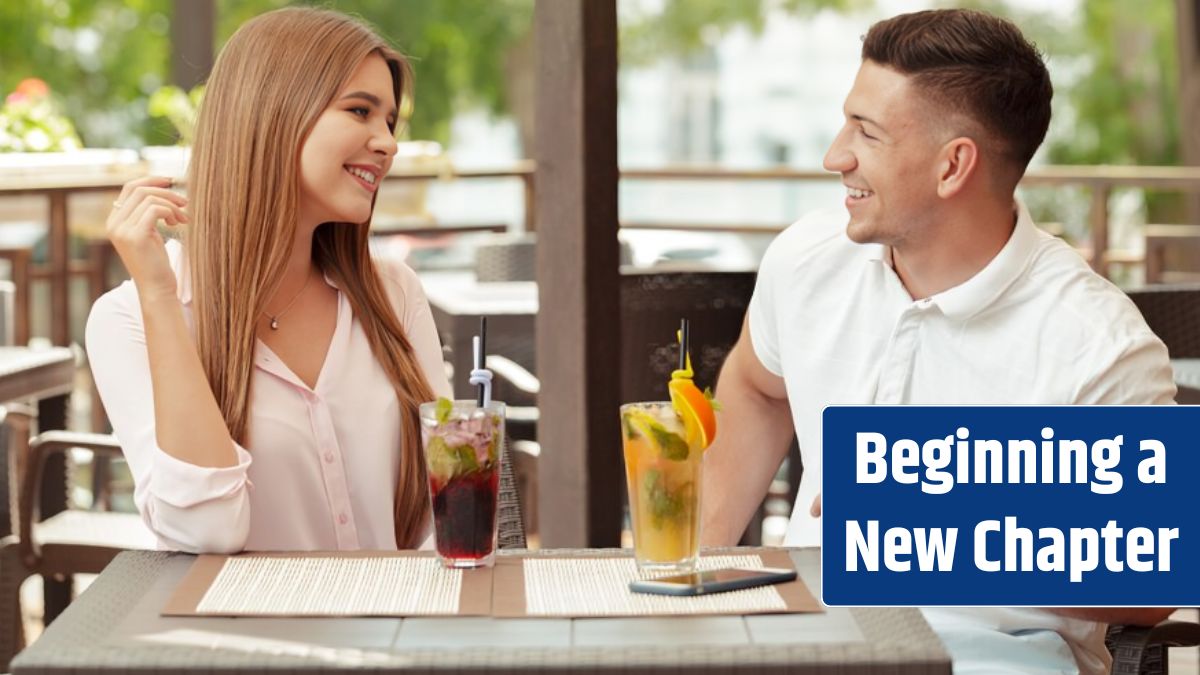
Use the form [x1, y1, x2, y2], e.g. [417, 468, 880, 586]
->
[823, 60, 944, 247]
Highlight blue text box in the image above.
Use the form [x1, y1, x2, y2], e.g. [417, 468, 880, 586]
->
[821, 406, 1199, 607]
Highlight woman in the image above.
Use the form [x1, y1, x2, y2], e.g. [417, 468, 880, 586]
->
[87, 7, 450, 553]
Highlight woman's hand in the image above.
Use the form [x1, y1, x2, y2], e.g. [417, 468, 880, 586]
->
[106, 176, 189, 299]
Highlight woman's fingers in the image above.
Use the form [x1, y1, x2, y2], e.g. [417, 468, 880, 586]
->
[111, 177, 184, 222]
[114, 175, 175, 206]
[126, 196, 188, 232]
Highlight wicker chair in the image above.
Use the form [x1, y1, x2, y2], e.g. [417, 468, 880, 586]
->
[1125, 285, 1200, 358]
[1105, 284, 1200, 672]
[0, 422, 154, 673]
[1125, 284, 1200, 404]
[0, 427, 525, 672]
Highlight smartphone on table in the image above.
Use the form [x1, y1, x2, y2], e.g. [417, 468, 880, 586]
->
[629, 566, 797, 596]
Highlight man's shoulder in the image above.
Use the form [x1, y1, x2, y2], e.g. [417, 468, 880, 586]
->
[1020, 240, 1155, 341]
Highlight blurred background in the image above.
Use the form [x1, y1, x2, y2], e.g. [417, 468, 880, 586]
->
[2, 0, 1195, 305]
[3, 0, 1199, 663]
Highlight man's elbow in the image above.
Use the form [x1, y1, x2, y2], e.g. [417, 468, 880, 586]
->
[1122, 607, 1176, 626]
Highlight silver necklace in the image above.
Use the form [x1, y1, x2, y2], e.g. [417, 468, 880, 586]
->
[263, 271, 312, 330]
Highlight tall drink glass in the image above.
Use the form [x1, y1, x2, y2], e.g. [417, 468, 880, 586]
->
[620, 401, 703, 573]
[419, 399, 506, 568]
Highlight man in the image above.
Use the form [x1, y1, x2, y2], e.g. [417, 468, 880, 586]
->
[700, 9, 1175, 675]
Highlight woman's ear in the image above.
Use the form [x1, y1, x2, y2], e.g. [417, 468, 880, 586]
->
[936, 137, 979, 199]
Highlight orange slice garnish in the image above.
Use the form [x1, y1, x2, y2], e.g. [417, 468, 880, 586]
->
[669, 377, 716, 450]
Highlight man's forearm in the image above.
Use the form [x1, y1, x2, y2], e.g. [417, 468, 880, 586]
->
[700, 370, 794, 546]
[1048, 607, 1174, 626]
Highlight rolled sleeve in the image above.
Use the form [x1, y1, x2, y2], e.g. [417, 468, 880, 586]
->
[147, 441, 253, 508]
[140, 443, 253, 554]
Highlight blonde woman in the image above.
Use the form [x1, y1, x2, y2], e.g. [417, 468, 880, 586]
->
[86, 7, 451, 553]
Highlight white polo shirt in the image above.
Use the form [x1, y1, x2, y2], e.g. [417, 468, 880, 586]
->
[748, 202, 1176, 674]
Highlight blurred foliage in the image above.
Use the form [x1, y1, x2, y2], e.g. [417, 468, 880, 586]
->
[956, 0, 1183, 224]
[0, 78, 84, 151]
[0, 0, 174, 148]
[621, 0, 869, 66]
[147, 84, 204, 145]
[214, 0, 534, 144]
[1, 0, 864, 149]
[0, 0, 1188, 211]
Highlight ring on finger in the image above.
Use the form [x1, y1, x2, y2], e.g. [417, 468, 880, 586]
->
[112, 200, 124, 209]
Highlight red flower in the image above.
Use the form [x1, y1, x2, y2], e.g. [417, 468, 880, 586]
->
[14, 78, 50, 98]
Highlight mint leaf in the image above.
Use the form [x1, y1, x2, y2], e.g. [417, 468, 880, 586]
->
[426, 436, 457, 481]
[641, 470, 692, 528]
[453, 444, 479, 472]
[489, 427, 500, 465]
[435, 397, 454, 424]
[650, 425, 689, 461]
[703, 387, 723, 412]
[622, 413, 637, 440]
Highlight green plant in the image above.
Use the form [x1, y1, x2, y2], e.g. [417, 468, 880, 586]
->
[147, 84, 204, 145]
[0, 78, 83, 152]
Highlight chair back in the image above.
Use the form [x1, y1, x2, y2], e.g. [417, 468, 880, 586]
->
[619, 270, 757, 404]
[497, 437, 527, 549]
[1125, 284, 1200, 358]
[476, 236, 537, 282]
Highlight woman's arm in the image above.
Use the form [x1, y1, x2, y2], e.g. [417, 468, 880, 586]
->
[88, 177, 252, 553]
[107, 176, 239, 468]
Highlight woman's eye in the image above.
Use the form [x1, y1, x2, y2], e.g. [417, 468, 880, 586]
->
[859, 127, 876, 141]
[349, 107, 370, 118]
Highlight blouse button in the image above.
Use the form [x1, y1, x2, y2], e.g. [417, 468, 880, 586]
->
[324, 452, 334, 463]
[338, 513, 349, 525]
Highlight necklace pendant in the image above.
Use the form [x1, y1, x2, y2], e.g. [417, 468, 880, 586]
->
[270, 318, 279, 330]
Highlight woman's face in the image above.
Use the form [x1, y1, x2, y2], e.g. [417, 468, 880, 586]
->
[298, 53, 398, 227]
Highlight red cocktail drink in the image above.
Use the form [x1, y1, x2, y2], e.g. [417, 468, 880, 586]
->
[420, 399, 505, 568]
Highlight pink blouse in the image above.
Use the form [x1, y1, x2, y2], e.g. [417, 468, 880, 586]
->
[86, 242, 452, 553]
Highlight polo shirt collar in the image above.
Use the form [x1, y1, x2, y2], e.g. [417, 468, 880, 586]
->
[930, 200, 1040, 321]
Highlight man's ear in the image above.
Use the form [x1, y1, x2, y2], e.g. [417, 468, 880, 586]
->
[936, 137, 979, 199]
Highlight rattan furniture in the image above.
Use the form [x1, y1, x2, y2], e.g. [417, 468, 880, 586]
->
[11, 546, 951, 674]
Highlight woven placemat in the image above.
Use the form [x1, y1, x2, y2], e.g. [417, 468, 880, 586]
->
[162, 552, 493, 617]
[493, 550, 822, 618]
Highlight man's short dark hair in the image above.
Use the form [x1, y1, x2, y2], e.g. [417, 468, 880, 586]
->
[862, 9, 1052, 178]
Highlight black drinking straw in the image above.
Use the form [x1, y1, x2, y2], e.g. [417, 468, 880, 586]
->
[679, 318, 690, 371]
[476, 316, 488, 406]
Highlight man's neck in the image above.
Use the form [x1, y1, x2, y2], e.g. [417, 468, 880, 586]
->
[890, 200, 1017, 301]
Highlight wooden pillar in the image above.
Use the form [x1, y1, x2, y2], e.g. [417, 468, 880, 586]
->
[172, 0, 215, 90]
[534, 0, 623, 547]
[1177, 0, 1200, 225]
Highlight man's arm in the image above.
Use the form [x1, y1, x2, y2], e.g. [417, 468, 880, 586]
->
[1049, 607, 1174, 626]
[701, 315, 795, 546]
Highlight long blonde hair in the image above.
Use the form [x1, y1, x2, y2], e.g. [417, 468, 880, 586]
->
[186, 7, 435, 548]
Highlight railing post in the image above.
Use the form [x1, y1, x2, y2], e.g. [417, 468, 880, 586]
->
[1090, 184, 1111, 278]
[522, 172, 536, 233]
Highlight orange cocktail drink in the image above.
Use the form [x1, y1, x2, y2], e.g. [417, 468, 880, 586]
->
[621, 401, 704, 572]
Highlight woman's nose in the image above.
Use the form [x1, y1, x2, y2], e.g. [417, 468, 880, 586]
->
[370, 124, 398, 157]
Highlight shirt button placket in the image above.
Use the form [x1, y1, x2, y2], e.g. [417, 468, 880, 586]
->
[877, 308, 922, 404]
[310, 396, 358, 549]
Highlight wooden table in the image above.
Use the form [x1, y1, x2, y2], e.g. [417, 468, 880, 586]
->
[0, 173, 137, 346]
[11, 547, 951, 674]
[421, 271, 538, 399]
